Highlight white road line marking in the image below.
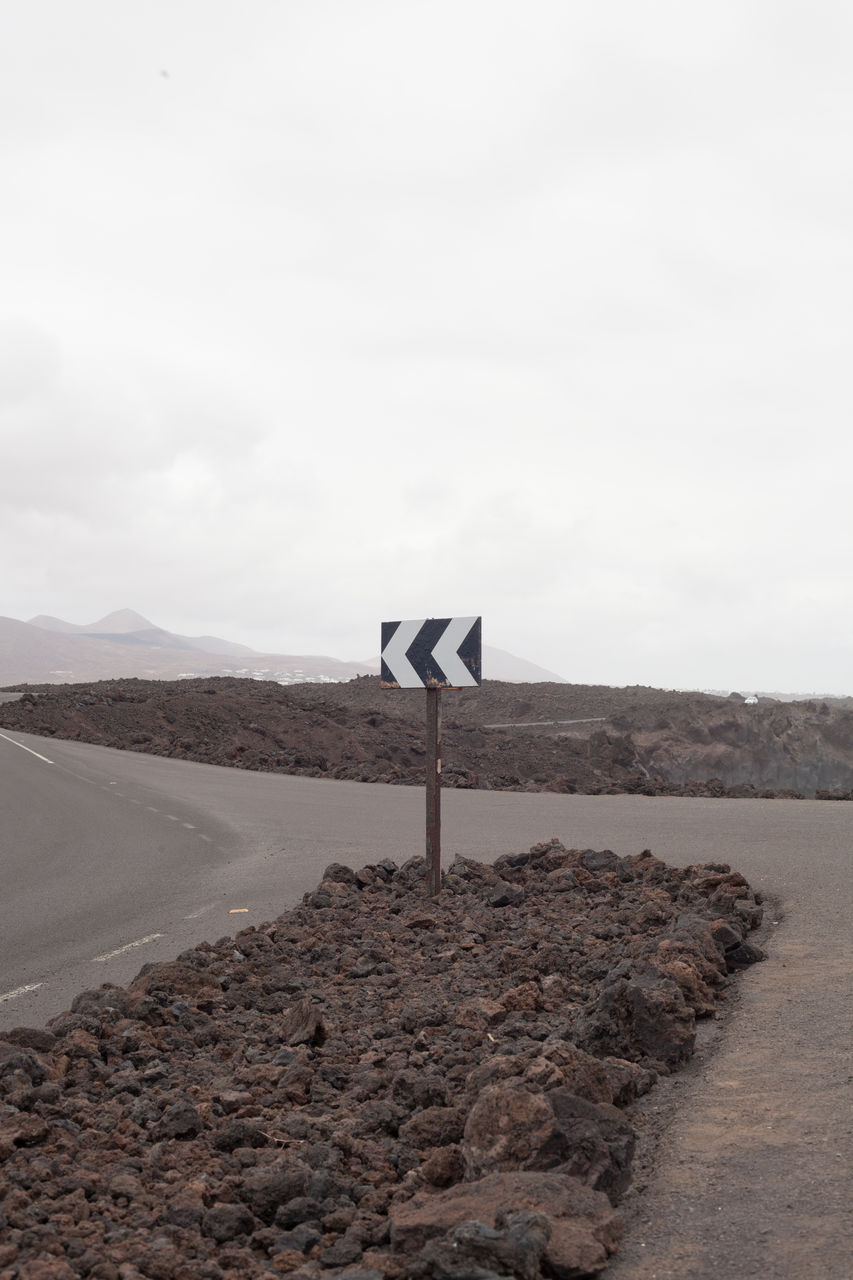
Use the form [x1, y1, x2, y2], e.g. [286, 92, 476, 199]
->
[182, 822, 196, 829]
[0, 982, 44, 1004]
[146, 806, 160, 812]
[164, 814, 179, 821]
[483, 716, 608, 729]
[0, 731, 54, 764]
[198, 833, 213, 843]
[129, 798, 142, 804]
[183, 905, 213, 920]
[92, 933, 163, 962]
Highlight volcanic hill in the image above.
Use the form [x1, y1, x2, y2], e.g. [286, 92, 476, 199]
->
[1, 676, 850, 799]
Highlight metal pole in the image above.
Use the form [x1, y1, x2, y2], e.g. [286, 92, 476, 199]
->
[425, 686, 441, 895]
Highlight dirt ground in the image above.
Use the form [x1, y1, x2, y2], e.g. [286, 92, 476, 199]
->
[607, 882, 853, 1279]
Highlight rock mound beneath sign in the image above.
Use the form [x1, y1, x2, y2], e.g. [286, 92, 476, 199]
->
[0, 841, 765, 1278]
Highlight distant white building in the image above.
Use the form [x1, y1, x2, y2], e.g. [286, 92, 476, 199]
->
[744, 694, 759, 705]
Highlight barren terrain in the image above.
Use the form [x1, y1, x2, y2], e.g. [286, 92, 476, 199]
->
[1, 676, 851, 799]
[0, 842, 767, 1278]
[1, 678, 848, 1277]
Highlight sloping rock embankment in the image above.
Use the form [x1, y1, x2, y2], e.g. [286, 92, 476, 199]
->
[0, 843, 765, 1279]
[3, 676, 851, 797]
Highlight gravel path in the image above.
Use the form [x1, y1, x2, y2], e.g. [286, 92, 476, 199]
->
[607, 832, 852, 1279]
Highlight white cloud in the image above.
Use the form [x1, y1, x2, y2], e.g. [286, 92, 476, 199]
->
[0, 1, 850, 691]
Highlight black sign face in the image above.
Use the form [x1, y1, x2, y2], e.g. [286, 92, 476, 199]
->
[381, 617, 482, 689]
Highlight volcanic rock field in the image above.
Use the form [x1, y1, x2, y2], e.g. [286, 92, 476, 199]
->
[0, 838, 766, 1279]
[1, 675, 851, 798]
[1, 671, 832, 1277]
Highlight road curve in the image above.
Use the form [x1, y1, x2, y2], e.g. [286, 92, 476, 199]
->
[1, 727, 847, 1025]
[1, 730, 850, 1275]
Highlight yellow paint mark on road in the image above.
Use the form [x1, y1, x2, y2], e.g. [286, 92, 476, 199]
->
[229, 908, 249, 914]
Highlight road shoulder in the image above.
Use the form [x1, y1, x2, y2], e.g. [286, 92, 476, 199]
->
[607, 895, 853, 1279]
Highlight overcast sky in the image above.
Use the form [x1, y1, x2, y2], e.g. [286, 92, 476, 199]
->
[1, 1, 850, 693]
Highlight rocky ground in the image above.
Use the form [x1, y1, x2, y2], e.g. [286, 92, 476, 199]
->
[0, 842, 767, 1280]
[1, 677, 851, 799]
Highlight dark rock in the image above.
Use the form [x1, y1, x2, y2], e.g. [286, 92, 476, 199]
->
[527, 1090, 635, 1204]
[70, 985, 132, 1019]
[709, 919, 744, 951]
[273, 1222, 323, 1253]
[321, 1230, 364, 1267]
[390, 1171, 621, 1275]
[0, 1044, 48, 1086]
[281, 997, 326, 1046]
[400, 1106, 466, 1149]
[575, 969, 696, 1067]
[405, 1211, 550, 1280]
[165, 1203, 204, 1228]
[734, 899, 764, 930]
[149, 1098, 204, 1141]
[353, 1099, 406, 1136]
[2, 1028, 57, 1052]
[580, 849, 619, 874]
[202, 1201, 257, 1241]
[725, 940, 767, 969]
[421, 1144, 466, 1187]
[462, 1081, 635, 1204]
[323, 862, 358, 885]
[392, 1069, 450, 1109]
[488, 880, 524, 908]
[273, 1196, 324, 1229]
[240, 1157, 312, 1222]
[212, 1118, 270, 1151]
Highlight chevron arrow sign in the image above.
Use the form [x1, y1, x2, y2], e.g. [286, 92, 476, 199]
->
[381, 616, 482, 689]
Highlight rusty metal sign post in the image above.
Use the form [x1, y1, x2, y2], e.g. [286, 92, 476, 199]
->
[381, 617, 482, 895]
[425, 686, 442, 896]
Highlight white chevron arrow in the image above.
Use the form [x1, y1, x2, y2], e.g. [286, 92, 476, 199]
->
[432, 616, 479, 686]
[381, 618, 424, 687]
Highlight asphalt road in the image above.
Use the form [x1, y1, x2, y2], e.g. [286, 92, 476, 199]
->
[1, 728, 850, 1276]
[0, 726, 847, 1027]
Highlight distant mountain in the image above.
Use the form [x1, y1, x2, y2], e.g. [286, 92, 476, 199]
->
[28, 609, 156, 635]
[1, 611, 566, 688]
[483, 645, 565, 683]
[26, 614, 81, 632]
[1, 613, 365, 686]
[358, 646, 565, 683]
[184, 635, 258, 658]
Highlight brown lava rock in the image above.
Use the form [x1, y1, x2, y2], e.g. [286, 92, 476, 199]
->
[0, 841, 765, 1278]
[2, 673, 849, 795]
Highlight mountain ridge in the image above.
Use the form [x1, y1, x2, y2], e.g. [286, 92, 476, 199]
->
[1, 611, 566, 686]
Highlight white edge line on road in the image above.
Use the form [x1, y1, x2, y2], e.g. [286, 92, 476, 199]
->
[0, 982, 45, 1004]
[0, 731, 54, 764]
[183, 904, 214, 920]
[92, 933, 164, 962]
[482, 717, 608, 729]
